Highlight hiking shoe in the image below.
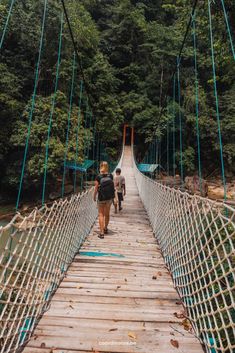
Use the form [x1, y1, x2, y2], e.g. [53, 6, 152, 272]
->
[104, 228, 108, 234]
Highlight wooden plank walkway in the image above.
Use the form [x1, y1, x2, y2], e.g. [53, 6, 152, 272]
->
[23, 146, 204, 353]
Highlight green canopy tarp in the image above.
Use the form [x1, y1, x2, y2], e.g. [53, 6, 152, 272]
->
[65, 160, 95, 173]
[138, 163, 159, 173]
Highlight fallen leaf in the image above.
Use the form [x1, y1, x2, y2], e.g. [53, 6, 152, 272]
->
[40, 343, 46, 348]
[109, 328, 118, 332]
[69, 305, 74, 309]
[173, 311, 185, 319]
[125, 278, 127, 282]
[181, 318, 192, 332]
[157, 271, 162, 276]
[76, 285, 83, 289]
[170, 339, 179, 348]
[152, 275, 157, 280]
[128, 332, 137, 340]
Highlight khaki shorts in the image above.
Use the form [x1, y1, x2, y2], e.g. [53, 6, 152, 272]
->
[97, 199, 113, 206]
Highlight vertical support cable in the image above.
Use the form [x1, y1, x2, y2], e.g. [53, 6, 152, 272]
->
[61, 51, 76, 197]
[192, 13, 202, 194]
[167, 99, 169, 176]
[208, 0, 227, 201]
[220, 0, 235, 61]
[177, 56, 184, 187]
[42, 11, 64, 205]
[16, 0, 48, 210]
[92, 121, 97, 181]
[74, 80, 83, 193]
[0, 0, 16, 50]
[173, 75, 176, 185]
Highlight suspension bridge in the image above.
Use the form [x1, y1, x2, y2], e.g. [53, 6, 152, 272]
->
[0, 0, 235, 353]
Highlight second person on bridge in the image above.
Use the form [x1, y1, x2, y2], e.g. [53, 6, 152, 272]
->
[93, 161, 115, 239]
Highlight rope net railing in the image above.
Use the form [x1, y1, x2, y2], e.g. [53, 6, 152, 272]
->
[0, 188, 97, 353]
[0, 139, 123, 353]
[133, 147, 235, 353]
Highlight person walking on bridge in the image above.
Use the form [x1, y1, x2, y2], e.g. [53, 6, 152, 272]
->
[114, 168, 126, 212]
[93, 161, 115, 239]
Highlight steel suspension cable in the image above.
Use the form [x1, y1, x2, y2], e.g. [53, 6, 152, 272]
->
[42, 11, 64, 205]
[192, 13, 202, 194]
[207, 0, 227, 201]
[61, 51, 76, 198]
[16, 0, 48, 210]
[0, 0, 16, 50]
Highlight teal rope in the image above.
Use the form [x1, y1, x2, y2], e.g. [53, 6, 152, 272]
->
[42, 11, 64, 205]
[192, 13, 202, 194]
[173, 75, 176, 184]
[167, 100, 169, 176]
[92, 121, 97, 181]
[0, 0, 16, 50]
[73, 80, 83, 193]
[177, 56, 184, 187]
[80, 98, 89, 191]
[61, 51, 76, 198]
[208, 0, 227, 201]
[220, 0, 235, 61]
[16, 0, 48, 210]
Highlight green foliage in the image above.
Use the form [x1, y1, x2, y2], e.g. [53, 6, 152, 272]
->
[0, 0, 234, 199]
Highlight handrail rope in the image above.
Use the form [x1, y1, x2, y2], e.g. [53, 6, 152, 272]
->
[220, 0, 235, 61]
[61, 51, 76, 197]
[207, 0, 227, 201]
[73, 79, 83, 193]
[42, 11, 64, 205]
[16, 0, 48, 210]
[177, 56, 184, 187]
[192, 13, 202, 194]
[0, 0, 16, 50]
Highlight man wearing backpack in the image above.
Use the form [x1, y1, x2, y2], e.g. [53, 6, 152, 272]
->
[93, 161, 115, 239]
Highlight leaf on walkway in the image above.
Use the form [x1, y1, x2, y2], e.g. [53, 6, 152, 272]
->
[157, 271, 162, 276]
[76, 285, 83, 289]
[128, 332, 137, 340]
[69, 304, 74, 309]
[170, 339, 179, 348]
[40, 343, 46, 348]
[152, 275, 157, 280]
[181, 318, 192, 331]
[125, 278, 127, 282]
[109, 328, 118, 332]
[175, 301, 182, 305]
[173, 311, 185, 319]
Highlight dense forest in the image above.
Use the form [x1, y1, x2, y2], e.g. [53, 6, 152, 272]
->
[0, 0, 234, 204]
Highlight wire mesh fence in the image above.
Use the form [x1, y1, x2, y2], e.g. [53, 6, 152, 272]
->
[0, 188, 97, 353]
[133, 148, 235, 353]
